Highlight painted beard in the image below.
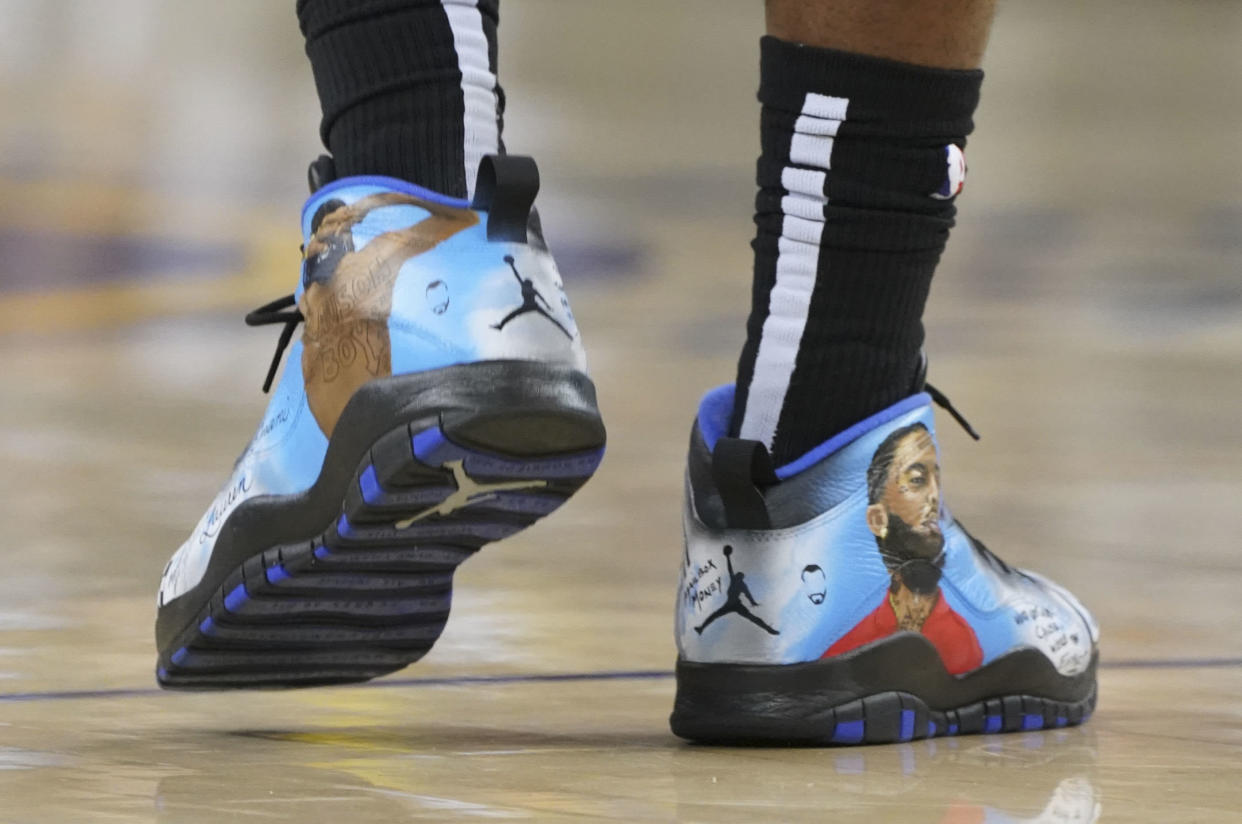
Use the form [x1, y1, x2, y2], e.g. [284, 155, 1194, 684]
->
[879, 512, 945, 568]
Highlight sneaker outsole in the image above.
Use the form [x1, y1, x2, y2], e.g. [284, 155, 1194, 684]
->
[156, 362, 604, 690]
[674, 687, 1096, 746]
[670, 635, 1098, 746]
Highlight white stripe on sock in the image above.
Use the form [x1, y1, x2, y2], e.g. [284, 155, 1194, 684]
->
[779, 192, 827, 221]
[443, 0, 499, 198]
[789, 133, 835, 168]
[739, 94, 848, 450]
[739, 213, 824, 448]
[801, 92, 850, 121]
[793, 113, 842, 137]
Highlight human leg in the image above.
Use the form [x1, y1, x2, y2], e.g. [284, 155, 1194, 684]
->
[154, 1, 605, 689]
[298, 0, 504, 196]
[674, 0, 1098, 745]
[732, 0, 992, 463]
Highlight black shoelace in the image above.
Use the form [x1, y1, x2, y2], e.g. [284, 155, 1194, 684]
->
[925, 382, 980, 441]
[921, 385, 1005, 572]
[245, 294, 303, 393]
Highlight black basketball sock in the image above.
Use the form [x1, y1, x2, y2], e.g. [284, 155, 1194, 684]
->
[730, 37, 984, 466]
[297, 0, 504, 198]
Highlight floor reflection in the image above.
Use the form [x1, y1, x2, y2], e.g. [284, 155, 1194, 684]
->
[146, 721, 1102, 822]
[671, 728, 1100, 823]
[154, 765, 415, 823]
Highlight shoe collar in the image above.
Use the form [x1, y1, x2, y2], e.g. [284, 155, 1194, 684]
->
[301, 175, 471, 238]
[696, 385, 933, 481]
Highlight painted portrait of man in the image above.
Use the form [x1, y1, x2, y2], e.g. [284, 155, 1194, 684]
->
[298, 192, 477, 437]
[822, 422, 982, 674]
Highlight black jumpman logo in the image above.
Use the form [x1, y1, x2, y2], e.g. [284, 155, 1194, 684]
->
[694, 545, 779, 636]
[491, 255, 572, 339]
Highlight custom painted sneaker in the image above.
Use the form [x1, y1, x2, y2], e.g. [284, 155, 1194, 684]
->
[155, 155, 606, 689]
[671, 382, 1098, 744]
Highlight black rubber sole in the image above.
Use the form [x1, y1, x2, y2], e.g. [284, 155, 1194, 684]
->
[156, 360, 605, 690]
[671, 634, 1097, 746]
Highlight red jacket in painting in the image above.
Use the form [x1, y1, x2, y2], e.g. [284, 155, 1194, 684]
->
[823, 590, 983, 675]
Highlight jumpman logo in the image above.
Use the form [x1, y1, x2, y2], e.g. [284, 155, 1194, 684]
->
[491, 255, 573, 339]
[394, 459, 547, 528]
[694, 545, 779, 636]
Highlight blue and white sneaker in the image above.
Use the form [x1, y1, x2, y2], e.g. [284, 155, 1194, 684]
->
[155, 155, 606, 689]
[671, 380, 1098, 744]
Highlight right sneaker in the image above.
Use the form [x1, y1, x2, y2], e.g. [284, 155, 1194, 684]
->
[155, 155, 606, 689]
[671, 383, 1098, 745]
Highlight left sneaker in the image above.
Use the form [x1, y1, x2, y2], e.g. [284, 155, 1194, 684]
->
[670, 383, 1098, 745]
[155, 155, 606, 689]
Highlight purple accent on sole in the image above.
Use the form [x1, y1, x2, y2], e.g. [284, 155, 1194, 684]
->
[314, 546, 331, 560]
[224, 584, 249, 613]
[171, 648, 189, 666]
[1022, 714, 1044, 731]
[266, 565, 291, 585]
[927, 720, 937, 737]
[359, 465, 382, 505]
[337, 514, 354, 538]
[984, 715, 1003, 734]
[831, 719, 865, 744]
[948, 724, 959, 735]
[199, 616, 215, 635]
[898, 709, 915, 742]
[411, 428, 447, 461]
[1056, 716, 1068, 727]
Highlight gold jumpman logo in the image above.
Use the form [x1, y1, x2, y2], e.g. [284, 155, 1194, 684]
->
[394, 460, 547, 529]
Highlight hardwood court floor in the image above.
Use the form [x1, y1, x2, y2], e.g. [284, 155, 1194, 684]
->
[1, 2, 1240, 821]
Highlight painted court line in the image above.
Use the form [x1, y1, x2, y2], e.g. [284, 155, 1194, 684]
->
[0, 669, 672, 704]
[0, 658, 1238, 704]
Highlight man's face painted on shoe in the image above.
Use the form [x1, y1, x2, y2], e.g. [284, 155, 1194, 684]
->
[867, 430, 943, 561]
[303, 203, 354, 288]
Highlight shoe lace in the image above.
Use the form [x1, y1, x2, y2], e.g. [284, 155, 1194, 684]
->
[245, 294, 304, 393]
[925, 382, 980, 441]
[921, 384, 1003, 570]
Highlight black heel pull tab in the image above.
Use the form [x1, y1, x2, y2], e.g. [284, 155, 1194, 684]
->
[712, 438, 779, 530]
[307, 155, 337, 193]
[471, 154, 540, 244]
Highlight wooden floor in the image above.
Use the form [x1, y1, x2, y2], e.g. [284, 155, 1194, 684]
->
[1, 1, 1241, 821]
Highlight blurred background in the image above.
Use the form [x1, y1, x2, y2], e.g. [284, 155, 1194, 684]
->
[2, 0, 1240, 651]
[0, 2, 1240, 820]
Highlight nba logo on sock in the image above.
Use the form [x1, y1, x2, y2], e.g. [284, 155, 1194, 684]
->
[931, 144, 966, 200]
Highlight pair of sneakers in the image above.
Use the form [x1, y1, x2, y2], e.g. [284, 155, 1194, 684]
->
[155, 155, 1097, 745]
